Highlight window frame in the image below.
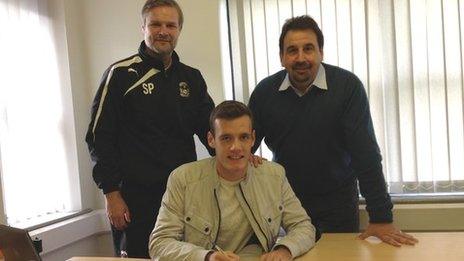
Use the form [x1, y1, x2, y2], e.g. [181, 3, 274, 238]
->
[0, 0, 83, 228]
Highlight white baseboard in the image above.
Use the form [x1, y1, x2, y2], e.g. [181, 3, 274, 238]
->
[359, 203, 464, 231]
[29, 209, 110, 254]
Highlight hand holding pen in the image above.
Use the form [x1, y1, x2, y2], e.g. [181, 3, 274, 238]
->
[206, 245, 240, 261]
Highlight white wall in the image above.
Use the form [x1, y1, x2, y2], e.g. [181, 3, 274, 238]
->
[175, 0, 226, 103]
[32, 210, 113, 260]
[41, 233, 112, 261]
[67, 0, 225, 103]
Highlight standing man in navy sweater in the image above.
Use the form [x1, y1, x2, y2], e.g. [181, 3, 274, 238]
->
[86, 0, 214, 257]
[248, 15, 417, 246]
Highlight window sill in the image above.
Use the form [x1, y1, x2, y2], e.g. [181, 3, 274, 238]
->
[12, 209, 92, 231]
[359, 193, 464, 205]
[29, 209, 110, 255]
[358, 196, 464, 231]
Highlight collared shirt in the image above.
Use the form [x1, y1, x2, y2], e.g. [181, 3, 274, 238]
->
[278, 64, 328, 96]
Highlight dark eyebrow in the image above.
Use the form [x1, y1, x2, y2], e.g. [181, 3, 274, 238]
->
[286, 45, 297, 51]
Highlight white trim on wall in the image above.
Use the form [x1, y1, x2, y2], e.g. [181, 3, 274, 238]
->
[30, 209, 110, 255]
[360, 203, 464, 231]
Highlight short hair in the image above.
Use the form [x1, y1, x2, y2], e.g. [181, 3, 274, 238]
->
[209, 101, 253, 135]
[279, 15, 324, 54]
[141, 0, 184, 29]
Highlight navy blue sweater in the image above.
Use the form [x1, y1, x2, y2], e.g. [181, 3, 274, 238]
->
[248, 63, 393, 223]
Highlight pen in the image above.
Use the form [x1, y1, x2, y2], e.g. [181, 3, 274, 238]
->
[214, 245, 226, 255]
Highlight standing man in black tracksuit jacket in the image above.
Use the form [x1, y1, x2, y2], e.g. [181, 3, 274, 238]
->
[85, 0, 214, 258]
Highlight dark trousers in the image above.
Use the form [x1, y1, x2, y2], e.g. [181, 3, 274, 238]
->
[297, 180, 360, 240]
[111, 179, 167, 258]
[111, 226, 126, 257]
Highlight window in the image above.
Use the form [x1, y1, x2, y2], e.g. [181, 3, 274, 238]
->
[0, 0, 81, 227]
[226, 0, 464, 195]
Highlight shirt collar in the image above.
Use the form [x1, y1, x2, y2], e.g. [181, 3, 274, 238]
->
[278, 64, 328, 96]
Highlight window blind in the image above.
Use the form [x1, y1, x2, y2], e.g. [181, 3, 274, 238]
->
[227, 0, 464, 194]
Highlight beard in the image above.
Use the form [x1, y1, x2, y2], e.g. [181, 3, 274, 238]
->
[145, 34, 176, 56]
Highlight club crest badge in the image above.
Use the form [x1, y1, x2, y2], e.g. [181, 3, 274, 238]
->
[179, 82, 190, 97]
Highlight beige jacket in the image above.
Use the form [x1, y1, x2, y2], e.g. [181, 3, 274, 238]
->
[149, 158, 315, 260]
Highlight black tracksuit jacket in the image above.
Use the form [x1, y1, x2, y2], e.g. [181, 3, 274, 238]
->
[86, 42, 214, 194]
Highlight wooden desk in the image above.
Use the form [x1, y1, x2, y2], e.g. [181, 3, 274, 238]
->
[67, 257, 150, 261]
[296, 232, 464, 260]
[68, 232, 464, 260]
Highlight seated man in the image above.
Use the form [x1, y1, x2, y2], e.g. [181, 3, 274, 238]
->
[149, 101, 315, 260]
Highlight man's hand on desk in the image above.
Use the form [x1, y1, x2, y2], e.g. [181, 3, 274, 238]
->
[260, 246, 292, 261]
[105, 191, 131, 230]
[358, 223, 419, 247]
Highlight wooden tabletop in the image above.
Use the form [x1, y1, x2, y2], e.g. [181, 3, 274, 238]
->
[296, 232, 464, 260]
[67, 256, 150, 261]
[68, 232, 464, 261]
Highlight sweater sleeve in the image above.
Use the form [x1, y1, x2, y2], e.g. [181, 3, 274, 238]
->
[85, 66, 123, 194]
[341, 76, 393, 223]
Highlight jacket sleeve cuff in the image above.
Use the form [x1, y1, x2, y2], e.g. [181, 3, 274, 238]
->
[203, 250, 214, 261]
[367, 207, 393, 223]
[102, 184, 120, 194]
[195, 249, 213, 261]
[272, 244, 295, 258]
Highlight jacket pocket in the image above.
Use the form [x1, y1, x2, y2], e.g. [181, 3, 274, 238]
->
[262, 203, 284, 245]
[184, 212, 213, 247]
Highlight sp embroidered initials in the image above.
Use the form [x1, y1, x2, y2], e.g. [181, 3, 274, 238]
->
[142, 83, 154, 94]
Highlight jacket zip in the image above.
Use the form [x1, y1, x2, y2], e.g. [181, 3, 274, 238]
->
[213, 188, 221, 247]
[239, 184, 269, 251]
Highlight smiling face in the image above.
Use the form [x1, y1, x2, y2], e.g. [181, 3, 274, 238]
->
[280, 29, 323, 93]
[142, 6, 181, 62]
[208, 115, 255, 181]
